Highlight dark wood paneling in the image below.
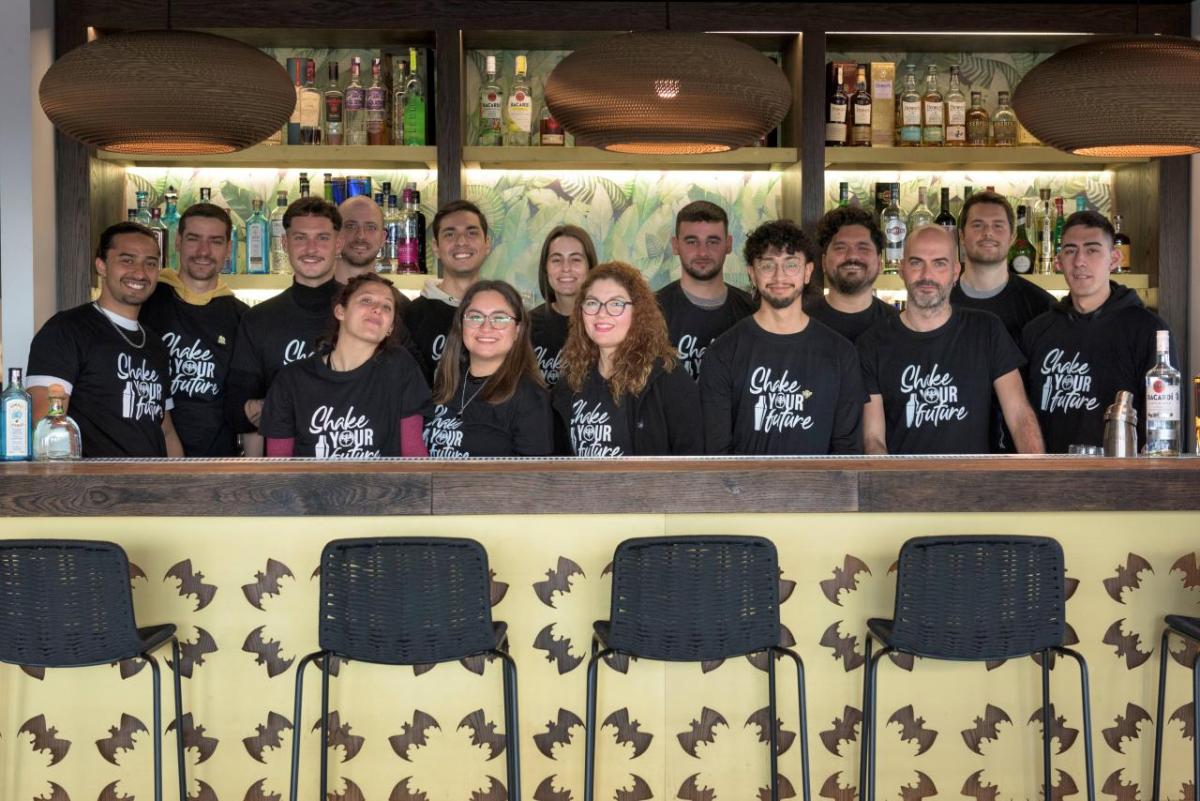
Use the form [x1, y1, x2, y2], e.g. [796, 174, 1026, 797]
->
[54, 0, 90, 311]
[435, 28, 463, 221]
[799, 31, 826, 240]
[1156, 156, 1190, 398]
[1138, 2, 1191, 34]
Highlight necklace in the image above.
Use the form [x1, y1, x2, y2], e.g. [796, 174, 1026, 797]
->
[459, 374, 489, 415]
[92, 302, 146, 349]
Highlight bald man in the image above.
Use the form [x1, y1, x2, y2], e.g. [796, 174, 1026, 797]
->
[855, 225, 1043, 454]
[337, 195, 387, 283]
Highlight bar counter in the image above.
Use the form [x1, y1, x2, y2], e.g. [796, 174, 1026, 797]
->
[1, 456, 1197, 801]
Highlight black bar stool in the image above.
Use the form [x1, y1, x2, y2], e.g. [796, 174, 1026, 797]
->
[860, 535, 1094, 801]
[1152, 615, 1200, 801]
[0, 540, 187, 801]
[584, 535, 810, 801]
[289, 537, 520, 801]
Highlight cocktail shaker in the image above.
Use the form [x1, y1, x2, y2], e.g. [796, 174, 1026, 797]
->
[1103, 390, 1138, 457]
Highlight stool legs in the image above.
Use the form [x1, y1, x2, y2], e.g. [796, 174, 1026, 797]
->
[319, 652, 331, 801]
[861, 640, 893, 801]
[1153, 628, 1200, 801]
[170, 638, 187, 801]
[494, 649, 522, 801]
[1041, 650, 1052, 801]
[288, 650, 327, 801]
[772, 647, 811, 801]
[142, 652, 163, 801]
[583, 640, 611, 801]
[1052, 647, 1095, 801]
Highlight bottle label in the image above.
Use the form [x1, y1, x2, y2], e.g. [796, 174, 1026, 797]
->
[885, 219, 906, 246]
[540, 133, 565, 146]
[923, 101, 944, 125]
[854, 104, 871, 125]
[325, 96, 343, 123]
[946, 124, 966, 142]
[3, 397, 30, 459]
[403, 96, 426, 145]
[300, 92, 321, 127]
[291, 87, 303, 124]
[248, 226, 265, 262]
[828, 103, 846, 123]
[270, 219, 285, 240]
[345, 87, 364, 111]
[366, 88, 386, 112]
[1117, 243, 1131, 271]
[507, 91, 533, 133]
[947, 101, 966, 125]
[1147, 380, 1181, 417]
[825, 122, 847, 142]
[901, 101, 921, 126]
[398, 240, 419, 266]
[899, 126, 922, 143]
[872, 79, 893, 100]
[481, 93, 502, 120]
[1012, 254, 1032, 273]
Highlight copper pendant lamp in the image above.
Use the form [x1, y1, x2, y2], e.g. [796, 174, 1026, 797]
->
[544, 32, 791, 155]
[1012, 35, 1200, 158]
[39, 29, 295, 155]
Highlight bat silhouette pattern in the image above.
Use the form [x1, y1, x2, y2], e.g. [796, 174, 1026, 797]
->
[1171, 702, 1195, 739]
[900, 771, 937, 801]
[1046, 769, 1078, 801]
[532, 776, 571, 801]
[244, 711, 293, 762]
[128, 561, 147, 583]
[20, 714, 71, 766]
[489, 569, 508, 605]
[746, 706, 796, 755]
[1103, 553, 1153, 603]
[20, 665, 46, 680]
[1101, 769, 1139, 801]
[746, 623, 796, 671]
[677, 774, 716, 801]
[96, 713, 148, 764]
[887, 705, 937, 754]
[534, 556, 585, 607]
[459, 709, 507, 760]
[173, 626, 219, 677]
[821, 555, 871, 605]
[32, 781, 71, 801]
[1102, 702, 1151, 753]
[242, 558, 294, 610]
[678, 707, 728, 757]
[820, 621, 865, 671]
[390, 777, 431, 801]
[819, 773, 856, 801]
[820, 705, 862, 756]
[327, 778, 366, 801]
[533, 624, 584, 674]
[470, 776, 507, 801]
[757, 773, 797, 801]
[390, 710, 440, 761]
[166, 713, 218, 763]
[1027, 704, 1079, 754]
[1173, 553, 1200, 588]
[603, 708, 652, 758]
[98, 780, 134, 801]
[165, 559, 217, 611]
[614, 775, 653, 801]
[962, 770, 1000, 801]
[185, 779, 218, 801]
[778, 568, 796, 603]
[961, 704, 1011, 754]
[534, 708, 584, 758]
[312, 710, 364, 762]
[243, 777, 282, 801]
[242, 625, 294, 677]
[1102, 619, 1152, 669]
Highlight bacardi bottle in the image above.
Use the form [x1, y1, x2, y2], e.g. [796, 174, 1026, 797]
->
[345, 57, 366, 146]
[1144, 330, 1181, 456]
[1, 368, 32, 461]
[479, 55, 504, 146]
[505, 55, 533, 146]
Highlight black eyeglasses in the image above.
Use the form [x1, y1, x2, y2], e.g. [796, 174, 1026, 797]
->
[581, 298, 633, 316]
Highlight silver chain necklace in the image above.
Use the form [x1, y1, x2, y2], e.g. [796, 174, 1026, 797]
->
[459, 374, 489, 415]
[92, 302, 146, 349]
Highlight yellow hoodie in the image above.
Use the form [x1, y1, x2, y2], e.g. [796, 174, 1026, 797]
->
[157, 268, 236, 306]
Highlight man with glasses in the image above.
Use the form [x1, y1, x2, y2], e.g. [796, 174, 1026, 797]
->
[404, 199, 492, 383]
[699, 219, 866, 454]
[857, 225, 1043, 454]
[336, 195, 404, 307]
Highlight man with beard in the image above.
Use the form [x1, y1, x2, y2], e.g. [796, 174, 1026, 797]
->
[804, 206, 897, 342]
[140, 203, 249, 456]
[336, 194, 409, 317]
[700, 219, 865, 454]
[857, 225, 1043, 454]
[656, 201, 756, 379]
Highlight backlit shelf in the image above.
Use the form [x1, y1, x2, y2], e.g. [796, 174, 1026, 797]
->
[96, 145, 439, 170]
[825, 146, 1149, 172]
[873, 273, 1150, 291]
[224, 274, 429, 291]
[463, 145, 798, 171]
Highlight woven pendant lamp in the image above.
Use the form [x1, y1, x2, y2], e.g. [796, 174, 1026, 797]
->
[1012, 35, 1200, 158]
[544, 32, 791, 154]
[39, 30, 295, 155]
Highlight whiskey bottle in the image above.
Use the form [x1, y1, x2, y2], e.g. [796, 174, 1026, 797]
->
[850, 65, 872, 147]
[365, 57, 387, 145]
[402, 48, 426, 146]
[921, 65, 944, 146]
[1008, 205, 1036, 274]
[944, 66, 967, 146]
[825, 65, 849, 147]
[324, 60, 343, 145]
[992, 90, 1018, 146]
[1113, 214, 1132, 272]
[1, 368, 32, 461]
[897, 65, 922, 146]
[479, 55, 504, 146]
[300, 59, 322, 145]
[1144, 330, 1181, 456]
[965, 91, 990, 146]
[881, 183, 906, 274]
[505, 55, 533, 146]
[345, 57, 366, 146]
[907, 186, 934, 229]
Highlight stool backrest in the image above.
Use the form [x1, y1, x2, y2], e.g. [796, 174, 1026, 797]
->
[318, 537, 496, 665]
[0, 540, 146, 667]
[607, 536, 781, 661]
[888, 535, 1066, 660]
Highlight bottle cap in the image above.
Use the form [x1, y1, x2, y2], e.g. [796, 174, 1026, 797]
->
[49, 383, 64, 396]
[486, 55, 497, 73]
[1157, 329, 1171, 350]
[516, 55, 528, 74]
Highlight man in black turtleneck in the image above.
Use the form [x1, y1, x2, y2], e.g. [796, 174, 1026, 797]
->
[226, 197, 344, 455]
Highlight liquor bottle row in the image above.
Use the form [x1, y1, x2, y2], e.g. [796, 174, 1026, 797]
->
[476, 54, 564, 147]
[127, 174, 429, 276]
[825, 61, 1036, 148]
[837, 181, 1132, 275]
[2, 371, 82, 461]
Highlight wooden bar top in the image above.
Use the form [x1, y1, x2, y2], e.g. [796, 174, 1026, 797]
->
[1, 456, 1197, 515]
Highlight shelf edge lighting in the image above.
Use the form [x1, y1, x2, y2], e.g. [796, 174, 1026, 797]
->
[1012, 35, 1200, 158]
[544, 32, 791, 155]
[39, 30, 295, 155]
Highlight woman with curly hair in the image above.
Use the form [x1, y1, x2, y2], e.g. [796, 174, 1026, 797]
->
[552, 261, 703, 456]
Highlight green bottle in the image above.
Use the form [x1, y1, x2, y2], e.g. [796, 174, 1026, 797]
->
[402, 48, 426, 146]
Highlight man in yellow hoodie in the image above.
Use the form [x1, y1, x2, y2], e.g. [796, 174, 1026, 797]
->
[140, 202, 249, 456]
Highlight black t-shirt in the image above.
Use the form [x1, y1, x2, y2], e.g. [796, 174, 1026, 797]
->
[656, 280, 756, 379]
[700, 316, 866, 455]
[140, 283, 248, 456]
[404, 296, 457, 384]
[951, 274, 1057, 344]
[424, 374, 553, 457]
[529, 303, 570, 387]
[802, 294, 898, 344]
[259, 348, 431, 458]
[1021, 284, 1168, 453]
[551, 368, 635, 457]
[27, 304, 171, 458]
[857, 308, 1026, 454]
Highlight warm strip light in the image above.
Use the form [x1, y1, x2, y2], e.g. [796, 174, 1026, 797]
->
[1073, 145, 1200, 158]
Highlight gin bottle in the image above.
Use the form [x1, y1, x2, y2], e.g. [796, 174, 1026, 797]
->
[33, 385, 81, 461]
[162, 186, 180, 270]
[505, 55, 533, 146]
[402, 48, 426, 146]
[1, 368, 32, 461]
[246, 199, 270, 275]
[134, 191, 152, 226]
[149, 208, 168, 266]
[268, 191, 289, 274]
[1144, 330, 1181, 456]
[345, 57, 366, 146]
[366, 57, 387, 145]
[479, 55, 504, 146]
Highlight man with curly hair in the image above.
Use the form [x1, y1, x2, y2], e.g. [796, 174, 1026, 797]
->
[804, 206, 897, 343]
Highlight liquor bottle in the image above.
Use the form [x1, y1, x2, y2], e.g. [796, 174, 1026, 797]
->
[539, 106, 565, 146]
[268, 191, 288, 274]
[1052, 197, 1066, 257]
[921, 65, 944, 146]
[505, 55, 533, 146]
[825, 65, 849, 147]
[992, 91, 1018, 146]
[134, 190, 152, 227]
[881, 182, 906, 274]
[838, 181, 849, 207]
[324, 60, 343, 145]
[1144, 330, 1181, 456]
[366, 57, 387, 145]
[964, 185, 974, 202]
[148, 208, 168, 266]
[1113, 214, 1132, 272]
[300, 59, 322, 145]
[850, 65, 872, 147]
[246, 199, 270, 275]
[162, 186, 180, 270]
[345, 56, 366, 146]
[402, 48, 426, 146]
[897, 65, 922, 147]
[1008, 205, 1036, 274]
[398, 187, 421, 273]
[944, 66, 966, 146]
[392, 57, 408, 146]
[966, 91, 990, 146]
[225, 209, 239, 274]
[286, 57, 304, 144]
[1033, 187, 1055, 274]
[299, 173, 311, 198]
[935, 187, 956, 233]
[908, 186, 934, 229]
[479, 54, 504, 146]
[127, 209, 137, 222]
[409, 183, 428, 273]
[32, 385, 81, 461]
[323, 173, 334, 203]
[1, 368, 32, 461]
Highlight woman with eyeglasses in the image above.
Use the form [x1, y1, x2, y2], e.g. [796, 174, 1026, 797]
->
[424, 280, 553, 457]
[553, 261, 703, 456]
[529, 225, 598, 387]
[260, 273, 432, 458]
